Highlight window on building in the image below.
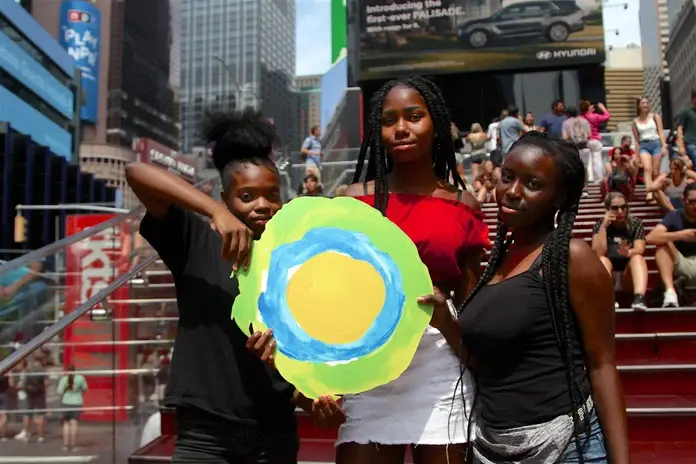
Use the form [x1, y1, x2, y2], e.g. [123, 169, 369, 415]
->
[0, 67, 72, 131]
[0, 15, 72, 87]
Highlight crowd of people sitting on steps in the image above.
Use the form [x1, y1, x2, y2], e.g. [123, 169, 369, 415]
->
[298, 91, 696, 311]
[444, 91, 696, 310]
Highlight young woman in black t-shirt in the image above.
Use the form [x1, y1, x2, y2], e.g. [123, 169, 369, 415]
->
[126, 109, 304, 463]
[421, 133, 630, 463]
[591, 192, 649, 310]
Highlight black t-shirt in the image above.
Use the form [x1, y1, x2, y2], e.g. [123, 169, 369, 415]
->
[661, 211, 696, 258]
[139, 205, 296, 429]
[592, 217, 645, 261]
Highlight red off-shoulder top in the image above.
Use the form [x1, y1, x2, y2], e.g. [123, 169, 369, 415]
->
[355, 192, 491, 288]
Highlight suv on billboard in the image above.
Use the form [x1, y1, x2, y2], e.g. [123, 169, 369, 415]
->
[457, 0, 585, 49]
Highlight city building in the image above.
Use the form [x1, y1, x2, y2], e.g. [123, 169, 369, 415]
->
[169, 0, 181, 93]
[665, 0, 696, 118]
[604, 46, 646, 130]
[0, 1, 117, 250]
[31, 0, 179, 207]
[640, 0, 671, 115]
[668, 0, 689, 29]
[169, 0, 181, 143]
[179, 0, 296, 152]
[33, 0, 178, 149]
[295, 74, 321, 148]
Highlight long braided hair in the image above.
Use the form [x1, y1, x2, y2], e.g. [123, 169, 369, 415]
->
[458, 132, 591, 460]
[352, 76, 466, 215]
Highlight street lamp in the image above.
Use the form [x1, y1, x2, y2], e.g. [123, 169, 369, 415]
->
[212, 55, 261, 110]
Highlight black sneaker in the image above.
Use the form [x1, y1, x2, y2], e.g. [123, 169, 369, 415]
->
[631, 294, 647, 311]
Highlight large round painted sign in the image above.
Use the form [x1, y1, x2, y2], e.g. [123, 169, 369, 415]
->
[232, 196, 433, 399]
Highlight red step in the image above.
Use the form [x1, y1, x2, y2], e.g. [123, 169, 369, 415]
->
[160, 407, 176, 435]
[296, 397, 696, 463]
[616, 308, 696, 333]
[620, 366, 696, 396]
[630, 442, 696, 463]
[295, 439, 696, 463]
[128, 435, 176, 463]
[627, 394, 696, 444]
[129, 391, 696, 462]
[616, 335, 696, 363]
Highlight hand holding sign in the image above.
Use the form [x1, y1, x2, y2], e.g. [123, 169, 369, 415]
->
[233, 196, 433, 399]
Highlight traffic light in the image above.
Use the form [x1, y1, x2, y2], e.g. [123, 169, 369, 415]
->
[14, 213, 27, 243]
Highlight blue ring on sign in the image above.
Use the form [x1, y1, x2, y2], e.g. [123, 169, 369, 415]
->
[258, 227, 405, 363]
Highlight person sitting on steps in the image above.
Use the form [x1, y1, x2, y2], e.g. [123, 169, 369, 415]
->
[591, 192, 648, 311]
[646, 182, 696, 307]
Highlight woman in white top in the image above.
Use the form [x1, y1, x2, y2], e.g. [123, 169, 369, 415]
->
[633, 97, 668, 204]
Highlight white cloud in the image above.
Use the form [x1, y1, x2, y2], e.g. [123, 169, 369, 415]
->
[296, 0, 332, 76]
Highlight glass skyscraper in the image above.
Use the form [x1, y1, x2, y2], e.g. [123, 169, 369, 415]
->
[179, 0, 296, 152]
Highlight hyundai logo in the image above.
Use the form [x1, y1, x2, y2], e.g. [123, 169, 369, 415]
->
[537, 51, 552, 60]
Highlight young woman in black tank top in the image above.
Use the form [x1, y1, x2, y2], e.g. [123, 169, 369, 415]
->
[421, 133, 630, 463]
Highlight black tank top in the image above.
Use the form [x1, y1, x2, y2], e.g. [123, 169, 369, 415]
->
[459, 255, 590, 429]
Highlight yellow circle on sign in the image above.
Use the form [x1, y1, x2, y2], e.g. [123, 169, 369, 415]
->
[286, 251, 386, 345]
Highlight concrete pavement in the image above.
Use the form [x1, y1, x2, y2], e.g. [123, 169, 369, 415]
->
[0, 421, 141, 464]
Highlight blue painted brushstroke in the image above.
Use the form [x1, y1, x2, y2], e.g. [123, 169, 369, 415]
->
[258, 227, 405, 363]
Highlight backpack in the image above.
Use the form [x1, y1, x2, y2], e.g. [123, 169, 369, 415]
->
[24, 377, 42, 395]
[568, 117, 589, 148]
[23, 369, 44, 396]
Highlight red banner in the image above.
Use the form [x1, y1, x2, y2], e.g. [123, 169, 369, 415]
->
[63, 215, 130, 422]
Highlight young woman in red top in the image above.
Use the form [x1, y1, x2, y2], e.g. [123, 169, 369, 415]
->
[334, 76, 489, 464]
[250, 77, 490, 463]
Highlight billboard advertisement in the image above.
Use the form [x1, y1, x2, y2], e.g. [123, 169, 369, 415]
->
[351, 0, 604, 81]
[320, 57, 349, 132]
[133, 137, 197, 183]
[0, 30, 74, 118]
[64, 214, 130, 422]
[0, 85, 72, 159]
[59, 0, 101, 123]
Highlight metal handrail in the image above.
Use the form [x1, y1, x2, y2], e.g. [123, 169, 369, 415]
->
[0, 339, 175, 349]
[5, 405, 134, 415]
[0, 176, 219, 275]
[6, 368, 163, 377]
[0, 207, 145, 275]
[0, 255, 158, 376]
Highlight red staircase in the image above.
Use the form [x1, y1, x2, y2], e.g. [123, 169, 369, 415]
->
[130, 185, 696, 463]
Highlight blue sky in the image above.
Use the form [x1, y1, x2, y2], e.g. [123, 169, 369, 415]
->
[295, 0, 332, 76]
[603, 0, 641, 48]
[295, 0, 642, 77]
